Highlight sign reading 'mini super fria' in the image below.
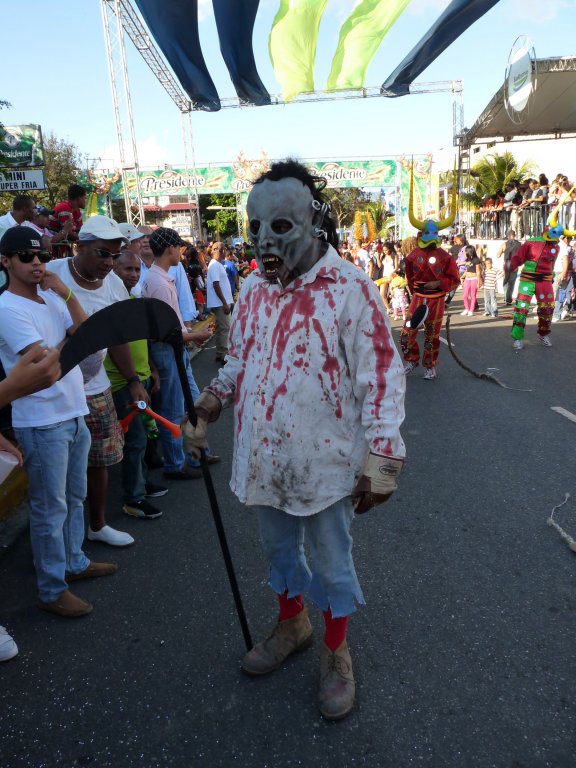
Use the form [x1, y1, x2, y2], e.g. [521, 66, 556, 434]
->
[0, 124, 44, 168]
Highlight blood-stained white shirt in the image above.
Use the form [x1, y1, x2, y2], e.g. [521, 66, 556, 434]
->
[207, 245, 406, 516]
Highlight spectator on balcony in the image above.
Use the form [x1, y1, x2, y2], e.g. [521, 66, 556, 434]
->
[530, 177, 548, 235]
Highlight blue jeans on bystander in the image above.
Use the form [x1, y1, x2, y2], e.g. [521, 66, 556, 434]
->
[15, 417, 91, 602]
[149, 342, 201, 472]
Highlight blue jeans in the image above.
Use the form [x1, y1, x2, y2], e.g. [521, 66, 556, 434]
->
[149, 342, 200, 472]
[255, 497, 365, 618]
[15, 417, 91, 602]
[484, 288, 498, 316]
[112, 378, 151, 502]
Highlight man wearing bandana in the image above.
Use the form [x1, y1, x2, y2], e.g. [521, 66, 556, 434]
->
[400, 167, 460, 381]
[183, 159, 405, 720]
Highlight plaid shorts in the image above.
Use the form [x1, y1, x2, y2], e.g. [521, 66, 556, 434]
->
[85, 388, 124, 468]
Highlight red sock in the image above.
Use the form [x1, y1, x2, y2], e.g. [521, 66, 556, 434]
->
[323, 609, 348, 650]
[277, 591, 303, 621]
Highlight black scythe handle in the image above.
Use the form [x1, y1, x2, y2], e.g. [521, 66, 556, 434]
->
[167, 331, 253, 651]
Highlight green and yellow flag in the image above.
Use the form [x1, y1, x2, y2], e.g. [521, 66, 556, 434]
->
[327, 0, 412, 92]
[269, 0, 328, 101]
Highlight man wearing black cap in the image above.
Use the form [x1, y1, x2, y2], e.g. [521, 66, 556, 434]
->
[142, 228, 215, 480]
[0, 226, 118, 617]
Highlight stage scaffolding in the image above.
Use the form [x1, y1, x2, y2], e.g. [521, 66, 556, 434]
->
[100, 0, 464, 228]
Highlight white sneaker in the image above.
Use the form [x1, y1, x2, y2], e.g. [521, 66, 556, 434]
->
[513, 339, 524, 350]
[538, 334, 552, 347]
[87, 525, 134, 547]
[0, 626, 18, 662]
[561, 308, 569, 320]
[460, 310, 468, 316]
[403, 361, 418, 375]
[552, 316, 559, 323]
[467, 310, 474, 316]
[423, 367, 437, 380]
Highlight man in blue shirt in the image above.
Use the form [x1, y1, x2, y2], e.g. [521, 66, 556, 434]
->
[222, 248, 239, 304]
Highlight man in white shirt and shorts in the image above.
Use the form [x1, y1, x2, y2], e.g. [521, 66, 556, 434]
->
[206, 242, 233, 362]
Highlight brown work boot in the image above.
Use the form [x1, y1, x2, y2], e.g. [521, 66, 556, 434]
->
[241, 606, 313, 675]
[66, 561, 118, 582]
[38, 590, 93, 618]
[318, 640, 356, 720]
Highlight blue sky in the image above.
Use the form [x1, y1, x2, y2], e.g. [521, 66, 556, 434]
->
[1, 0, 574, 170]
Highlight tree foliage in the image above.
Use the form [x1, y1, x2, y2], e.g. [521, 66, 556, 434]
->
[0, 131, 85, 213]
[324, 187, 370, 229]
[461, 151, 535, 208]
[364, 199, 395, 238]
[198, 192, 238, 239]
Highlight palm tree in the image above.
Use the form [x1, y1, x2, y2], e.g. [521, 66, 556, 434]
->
[365, 199, 395, 238]
[462, 151, 535, 208]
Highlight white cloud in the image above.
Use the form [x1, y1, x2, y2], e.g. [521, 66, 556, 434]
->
[198, 0, 212, 21]
[95, 134, 171, 170]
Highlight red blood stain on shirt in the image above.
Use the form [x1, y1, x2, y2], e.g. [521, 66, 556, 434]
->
[358, 280, 394, 419]
[312, 318, 342, 418]
[294, 359, 304, 368]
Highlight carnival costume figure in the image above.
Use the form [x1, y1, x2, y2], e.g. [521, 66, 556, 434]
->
[510, 187, 576, 350]
[400, 167, 460, 380]
[182, 160, 405, 720]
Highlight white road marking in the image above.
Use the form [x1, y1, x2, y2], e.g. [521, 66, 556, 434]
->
[551, 407, 576, 424]
[439, 336, 453, 347]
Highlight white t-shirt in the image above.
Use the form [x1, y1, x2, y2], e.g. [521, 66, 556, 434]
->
[356, 248, 370, 273]
[0, 290, 88, 428]
[47, 258, 129, 395]
[206, 259, 233, 308]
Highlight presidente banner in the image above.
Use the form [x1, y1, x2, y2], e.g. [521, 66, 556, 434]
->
[107, 158, 401, 199]
[0, 124, 44, 168]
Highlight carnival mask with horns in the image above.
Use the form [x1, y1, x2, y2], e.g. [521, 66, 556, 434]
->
[408, 162, 457, 248]
[543, 184, 576, 241]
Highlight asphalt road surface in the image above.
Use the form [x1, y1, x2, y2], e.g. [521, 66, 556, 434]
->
[2, 296, 576, 768]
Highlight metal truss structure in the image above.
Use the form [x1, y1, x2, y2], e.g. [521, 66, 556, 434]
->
[101, 0, 464, 228]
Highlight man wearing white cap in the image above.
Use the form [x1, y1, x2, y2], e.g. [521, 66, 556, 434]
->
[48, 215, 149, 547]
[117, 222, 144, 259]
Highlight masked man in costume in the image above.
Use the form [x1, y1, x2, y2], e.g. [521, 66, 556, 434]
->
[400, 169, 460, 380]
[183, 160, 405, 720]
[510, 188, 576, 350]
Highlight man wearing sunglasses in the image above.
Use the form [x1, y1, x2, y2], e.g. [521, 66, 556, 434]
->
[47, 215, 146, 547]
[0, 226, 118, 618]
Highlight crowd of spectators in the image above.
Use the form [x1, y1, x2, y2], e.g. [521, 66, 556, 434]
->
[0, 184, 257, 659]
[471, 172, 576, 240]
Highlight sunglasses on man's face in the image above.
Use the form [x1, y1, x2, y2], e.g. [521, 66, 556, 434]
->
[11, 250, 51, 264]
[95, 248, 122, 260]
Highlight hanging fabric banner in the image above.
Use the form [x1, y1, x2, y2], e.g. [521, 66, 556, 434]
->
[381, 0, 502, 97]
[134, 0, 221, 111]
[269, 0, 328, 101]
[212, 0, 271, 106]
[327, 0, 411, 92]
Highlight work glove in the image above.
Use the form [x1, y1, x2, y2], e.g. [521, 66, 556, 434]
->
[352, 453, 403, 515]
[182, 390, 222, 460]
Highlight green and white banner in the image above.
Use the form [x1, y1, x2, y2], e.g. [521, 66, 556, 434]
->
[0, 124, 44, 168]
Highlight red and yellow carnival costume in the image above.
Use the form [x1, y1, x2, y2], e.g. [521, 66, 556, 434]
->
[400, 165, 460, 373]
[401, 248, 460, 369]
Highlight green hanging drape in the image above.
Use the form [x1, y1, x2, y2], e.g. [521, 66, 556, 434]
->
[269, 0, 328, 101]
[327, 0, 412, 92]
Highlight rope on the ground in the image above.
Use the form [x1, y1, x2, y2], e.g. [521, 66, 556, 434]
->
[444, 313, 532, 392]
[547, 493, 576, 552]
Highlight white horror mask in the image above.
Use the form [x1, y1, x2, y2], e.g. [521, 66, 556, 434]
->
[247, 177, 327, 285]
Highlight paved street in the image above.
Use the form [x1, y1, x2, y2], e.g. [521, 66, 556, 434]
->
[2, 298, 576, 768]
